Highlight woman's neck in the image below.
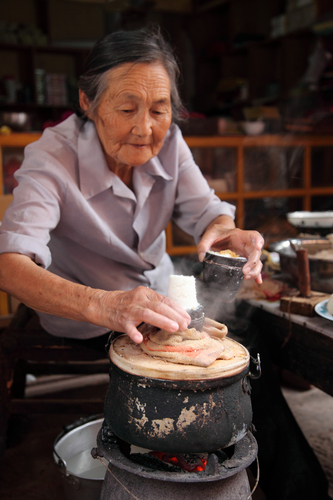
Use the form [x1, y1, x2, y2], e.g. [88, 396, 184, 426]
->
[106, 155, 133, 190]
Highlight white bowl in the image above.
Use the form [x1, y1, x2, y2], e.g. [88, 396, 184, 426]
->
[287, 211, 333, 228]
[241, 121, 265, 135]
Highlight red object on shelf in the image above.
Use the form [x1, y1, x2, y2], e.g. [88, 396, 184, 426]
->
[42, 110, 73, 130]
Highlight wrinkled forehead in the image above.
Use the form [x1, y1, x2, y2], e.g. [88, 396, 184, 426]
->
[104, 61, 171, 99]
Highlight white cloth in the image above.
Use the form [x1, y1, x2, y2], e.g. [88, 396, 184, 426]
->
[0, 115, 235, 338]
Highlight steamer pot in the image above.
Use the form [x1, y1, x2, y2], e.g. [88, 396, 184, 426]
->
[103, 334, 261, 454]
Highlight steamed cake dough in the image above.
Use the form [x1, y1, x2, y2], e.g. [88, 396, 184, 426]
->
[167, 274, 199, 310]
[139, 273, 236, 368]
[209, 249, 240, 258]
[139, 318, 232, 368]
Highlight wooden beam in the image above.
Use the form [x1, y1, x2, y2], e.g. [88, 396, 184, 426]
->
[10, 398, 104, 414]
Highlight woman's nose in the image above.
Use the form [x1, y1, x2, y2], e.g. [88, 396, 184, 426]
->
[132, 111, 152, 136]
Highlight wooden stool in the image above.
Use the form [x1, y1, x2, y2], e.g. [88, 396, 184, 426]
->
[0, 304, 110, 457]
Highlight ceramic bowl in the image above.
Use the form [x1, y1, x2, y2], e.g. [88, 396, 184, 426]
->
[241, 121, 265, 135]
[287, 211, 333, 228]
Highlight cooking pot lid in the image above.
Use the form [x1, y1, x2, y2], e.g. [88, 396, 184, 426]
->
[109, 334, 249, 381]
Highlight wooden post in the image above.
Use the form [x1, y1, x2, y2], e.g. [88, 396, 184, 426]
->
[296, 248, 311, 298]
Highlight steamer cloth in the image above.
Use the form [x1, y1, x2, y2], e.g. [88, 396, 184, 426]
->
[140, 318, 233, 367]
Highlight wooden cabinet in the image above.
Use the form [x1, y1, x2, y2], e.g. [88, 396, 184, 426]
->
[188, 0, 332, 119]
[0, 43, 89, 129]
[0, 133, 40, 317]
[1, 132, 333, 257]
[0, 133, 40, 210]
[167, 134, 333, 255]
[1, 0, 332, 128]
[0, 0, 102, 129]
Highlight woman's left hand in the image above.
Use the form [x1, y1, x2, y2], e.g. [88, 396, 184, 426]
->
[197, 215, 264, 284]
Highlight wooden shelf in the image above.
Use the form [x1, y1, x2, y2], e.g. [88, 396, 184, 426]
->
[0, 133, 41, 148]
[189, 0, 332, 117]
[0, 39, 88, 127]
[0, 42, 89, 53]
[0, 102, 73, 110]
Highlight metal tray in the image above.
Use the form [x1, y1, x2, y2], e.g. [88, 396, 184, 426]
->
[270, 238, 333, 293]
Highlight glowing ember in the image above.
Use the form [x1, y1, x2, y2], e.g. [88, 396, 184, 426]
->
[148, 451, 207, 472]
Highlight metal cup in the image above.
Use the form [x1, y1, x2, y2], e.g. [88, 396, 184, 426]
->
[202, 251, 247, 303]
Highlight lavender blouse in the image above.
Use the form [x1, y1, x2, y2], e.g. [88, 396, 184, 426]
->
[0, 115, 235, 338]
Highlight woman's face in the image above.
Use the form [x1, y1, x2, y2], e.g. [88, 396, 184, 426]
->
[80, 62, 172, 171]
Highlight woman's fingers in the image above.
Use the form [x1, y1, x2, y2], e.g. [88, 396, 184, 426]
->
[126, 324, 144, 344]
[198, 226, 265, 282]
[241, 234, 264, 282]
[148, 296, 191, 327]
[104, 287, 191, 343]
[243, 257, 263, 282]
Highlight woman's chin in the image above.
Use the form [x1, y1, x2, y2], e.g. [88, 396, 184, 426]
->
[124, 152, 155, 167]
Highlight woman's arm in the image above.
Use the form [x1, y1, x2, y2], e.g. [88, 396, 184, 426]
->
[0, 253, 190, 343]
[197, 214, 264, 284]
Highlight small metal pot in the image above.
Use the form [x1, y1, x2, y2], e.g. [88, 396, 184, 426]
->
[203, 252, 247, 303]
[53, 415, 105, 500]
[103, 354, 261, 454]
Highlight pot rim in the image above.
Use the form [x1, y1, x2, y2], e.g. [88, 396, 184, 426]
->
[109, 335, 250, 382]
[109, 361, 250, 390]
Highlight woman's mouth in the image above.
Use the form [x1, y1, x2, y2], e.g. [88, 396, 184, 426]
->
[130, 143, 150, 149]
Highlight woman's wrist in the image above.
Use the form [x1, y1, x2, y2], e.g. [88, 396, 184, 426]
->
[81, 287, 119, 330]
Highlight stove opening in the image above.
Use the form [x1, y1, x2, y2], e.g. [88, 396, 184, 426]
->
[148, 451, 207, 472]
[117, 438, 235, 474]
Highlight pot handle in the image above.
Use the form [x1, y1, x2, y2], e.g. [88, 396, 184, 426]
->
[105, 329, 135, 354]
[248, 353, 261, 379]
[105, 324, 145, 354]
[105, 331, 117, 354]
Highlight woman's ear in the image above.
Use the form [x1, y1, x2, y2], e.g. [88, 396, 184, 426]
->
[79, 90, 91, 117]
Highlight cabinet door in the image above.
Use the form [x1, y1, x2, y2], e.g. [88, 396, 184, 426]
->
[191, 146, 237, 194]
[0, 145, 25, 317]
[0, 146, 24, 220]
[1, 146, 24, 195]
[243, 146, 304, 191]
[166, 146, 238, 255]
[311, 146, 333, 189]
[244, 197, 303, 247]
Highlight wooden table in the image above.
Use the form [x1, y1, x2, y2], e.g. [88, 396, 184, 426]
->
[244, 299, 333, 397]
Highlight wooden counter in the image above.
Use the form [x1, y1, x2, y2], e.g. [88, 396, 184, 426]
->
[245, 299, 333, 397]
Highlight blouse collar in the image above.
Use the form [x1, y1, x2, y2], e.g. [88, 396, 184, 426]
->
[78, 120, 172, 200]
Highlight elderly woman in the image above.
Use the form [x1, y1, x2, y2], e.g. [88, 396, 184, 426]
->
[0, 27, 329, 500]
[0, 28, 263, 343]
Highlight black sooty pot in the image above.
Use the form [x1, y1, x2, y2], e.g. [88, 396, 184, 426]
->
[103, 356, 260, 454]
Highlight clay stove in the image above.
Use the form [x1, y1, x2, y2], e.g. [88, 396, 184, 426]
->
[92, 421, 258, 500]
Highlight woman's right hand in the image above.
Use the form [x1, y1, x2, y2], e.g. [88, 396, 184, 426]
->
[89, 286, 191, 344]
[0, 254, 190, 345]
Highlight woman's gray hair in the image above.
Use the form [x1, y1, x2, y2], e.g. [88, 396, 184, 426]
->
[77, 26, 184, 121]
